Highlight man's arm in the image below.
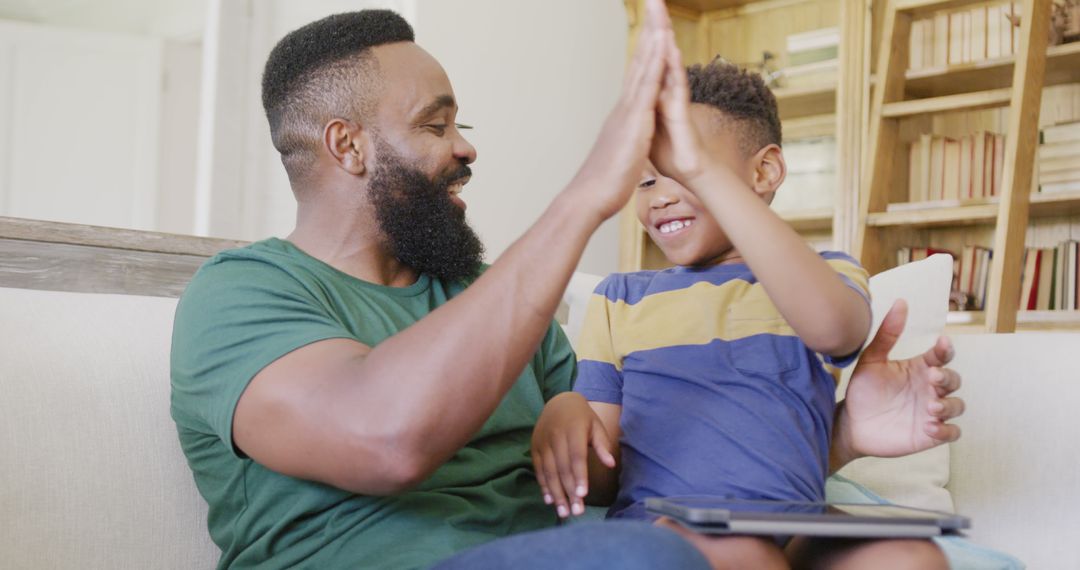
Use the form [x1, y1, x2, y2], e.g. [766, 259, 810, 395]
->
[232, 0, 676, 496]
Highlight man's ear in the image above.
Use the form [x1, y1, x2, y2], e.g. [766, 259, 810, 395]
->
[751, 144, 786, 202]
[323, 118, 369, 176]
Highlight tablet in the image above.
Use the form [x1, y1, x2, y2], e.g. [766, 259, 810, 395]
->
[644, 497, 970, 538]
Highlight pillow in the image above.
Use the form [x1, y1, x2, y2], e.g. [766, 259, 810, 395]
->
[834, 253, 955, 513]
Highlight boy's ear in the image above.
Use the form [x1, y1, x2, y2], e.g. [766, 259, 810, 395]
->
[323, 118, 370, 176]
[751, 144, 786, 203]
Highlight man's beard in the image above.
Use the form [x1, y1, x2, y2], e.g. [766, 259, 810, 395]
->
[367, 141, 485, 283]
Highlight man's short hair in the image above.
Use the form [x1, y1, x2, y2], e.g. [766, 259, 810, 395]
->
[687, 58, 783, 156]
[261, 10, 414, 181]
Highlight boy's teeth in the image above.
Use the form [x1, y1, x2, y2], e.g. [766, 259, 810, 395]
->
[659, 219, 692, 234]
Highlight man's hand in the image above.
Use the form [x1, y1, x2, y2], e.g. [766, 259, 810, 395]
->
[832, 299, 965, 470]
[531, 393, 616, 519]
[567, 0, 672, 221]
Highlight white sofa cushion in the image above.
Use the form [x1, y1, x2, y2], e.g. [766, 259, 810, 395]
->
[947, 332, 1080, 570]
[0, 287, 218, 569]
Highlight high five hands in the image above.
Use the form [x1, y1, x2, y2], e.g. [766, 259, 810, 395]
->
[568, 0, 704, 223]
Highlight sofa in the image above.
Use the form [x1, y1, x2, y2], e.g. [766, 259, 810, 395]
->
[1, 224, 1076, 569]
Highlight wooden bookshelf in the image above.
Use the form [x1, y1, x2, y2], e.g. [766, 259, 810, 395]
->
[946, 309, 1080, 332]
[905, 41, 1080, 97]
[855, 0, 1060, 333]
[619, 0, 859, 271]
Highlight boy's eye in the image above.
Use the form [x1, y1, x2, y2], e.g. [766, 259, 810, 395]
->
[637, 178, 656, 189]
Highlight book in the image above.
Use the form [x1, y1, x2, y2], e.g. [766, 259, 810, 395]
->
[1037, 140, 1080, 160]
[1041, 180, 1080, 193]
[992, 133, 1005, 196]
[972, 132, 987, 198]
[1020, 248, 1041, 310]
[1041, 169, 1080, 184]
[943, 138, 962, 200]
[1039, 155, 1080, 174]
[934, 12, 950, 67]
[987, 3, 1003, 59]
[1037, 247, 1055, 310]
[949, 11, 964, 64]
[786, 27, 840, 52]
[1040, 121, 1080, 144]
[972, 6, 987, 61]
[910, 19, 925, 71]
[960, 135, 974, 198]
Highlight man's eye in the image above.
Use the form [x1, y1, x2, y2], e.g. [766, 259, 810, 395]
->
[425, 124, 448, 135]
[638, 178, 656, 189]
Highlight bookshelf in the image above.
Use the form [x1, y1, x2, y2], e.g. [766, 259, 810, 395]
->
[856, 0, 1080, 332]
[619, 0, 863, 271]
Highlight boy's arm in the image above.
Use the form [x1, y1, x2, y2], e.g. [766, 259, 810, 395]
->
[585, 401, 622, 506]
[683, 167, 870, 357]
[647, 38, 869, 357]
[531, 393, 618, 518]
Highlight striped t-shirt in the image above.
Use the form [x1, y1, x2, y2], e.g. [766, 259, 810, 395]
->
[574, 252, 870, 519]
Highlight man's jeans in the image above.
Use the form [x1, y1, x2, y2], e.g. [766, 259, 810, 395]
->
[432, 520, 710, 569]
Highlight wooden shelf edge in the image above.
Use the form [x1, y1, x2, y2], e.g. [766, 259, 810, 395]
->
[868, 192, 1080, 227]
[0, 216, 248, 257]
[947, 310, 1080, 332]
[881, 88, 1012, 118]
[778, 208, 834, 231]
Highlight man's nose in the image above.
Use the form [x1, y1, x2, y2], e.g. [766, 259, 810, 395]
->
[453, 130, 477, 165]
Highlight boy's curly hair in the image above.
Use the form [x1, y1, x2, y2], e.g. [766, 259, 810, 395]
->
[687, 58, 782, 155]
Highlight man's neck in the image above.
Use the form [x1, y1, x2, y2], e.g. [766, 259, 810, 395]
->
[288, 205, 419, 288]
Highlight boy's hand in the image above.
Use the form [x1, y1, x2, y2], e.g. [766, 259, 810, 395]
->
[649, 32, 706, 185]
[832, 300, 965, 469]
[531, 393, 616, 519]
[567, 0, 672, 222]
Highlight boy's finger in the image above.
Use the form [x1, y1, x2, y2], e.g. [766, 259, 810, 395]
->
[629, 31, 668, 112]
[568, 425, 590, 500]
[553, 433, 584, 516]
[541, 447, 570, 518]
[590, 420, 617, 468]
[531, 450, 552, 505]
[860, 299, 908, 364]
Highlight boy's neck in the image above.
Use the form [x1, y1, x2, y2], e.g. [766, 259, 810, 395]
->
[686, 249, 744, 269]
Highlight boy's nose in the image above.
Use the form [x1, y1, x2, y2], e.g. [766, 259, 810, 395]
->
[649, 193, 679, 209]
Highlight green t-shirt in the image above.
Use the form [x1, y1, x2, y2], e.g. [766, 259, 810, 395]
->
[170, 238, 575, 569]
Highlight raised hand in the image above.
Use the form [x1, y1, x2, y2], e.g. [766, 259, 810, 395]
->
[649, 27, 706, 185]
[567, 0, 673, 221]
[835, 299, 965, 464]
[530, 393, 616, 519]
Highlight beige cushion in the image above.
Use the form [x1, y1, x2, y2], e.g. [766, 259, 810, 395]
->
[0, 287, 218, 569]
[836, 254, 955, 514]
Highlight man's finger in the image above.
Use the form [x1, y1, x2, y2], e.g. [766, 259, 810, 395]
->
[922, 335, 955, 368]
[860, 299, 908, 364]
[591, 420, 617, 469]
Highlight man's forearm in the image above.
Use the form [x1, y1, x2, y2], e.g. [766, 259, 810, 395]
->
[352, 186, 603, 477]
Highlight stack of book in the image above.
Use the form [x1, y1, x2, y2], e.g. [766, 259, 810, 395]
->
[1038, 120, 1080, 193]
[1019, 240, 1080, 310]
[907, 132, 1006, 203]
[956, 245, 994, 311]
[782, 27, 839, 88]
[909, 1, 1018, 70]
[772, 136, 836, 213]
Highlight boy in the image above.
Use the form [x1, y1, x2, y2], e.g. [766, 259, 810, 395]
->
[531, 59, 946, 569]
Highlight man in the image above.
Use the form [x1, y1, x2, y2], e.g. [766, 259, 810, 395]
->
[170, 4, 963, 569]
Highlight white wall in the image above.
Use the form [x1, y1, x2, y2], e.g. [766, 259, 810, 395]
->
[199, 0, 626, 275]
[413, 0, 626, 275]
